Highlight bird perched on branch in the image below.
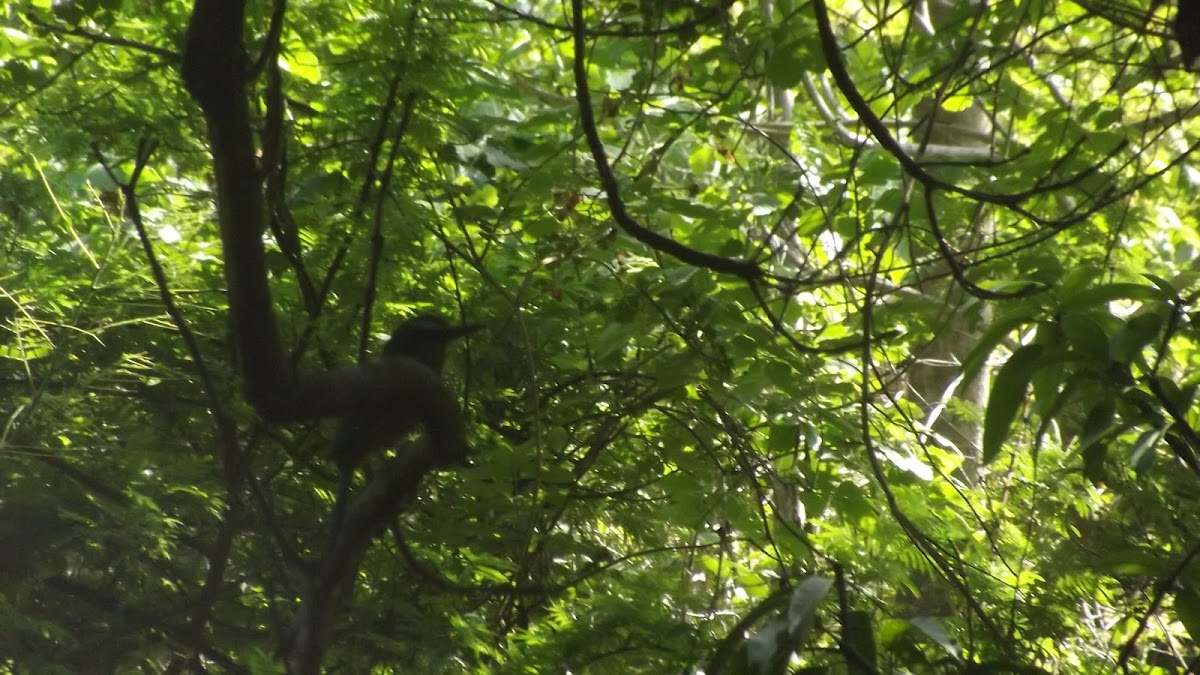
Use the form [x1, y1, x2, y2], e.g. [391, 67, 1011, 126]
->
[328, 314, 481, 529]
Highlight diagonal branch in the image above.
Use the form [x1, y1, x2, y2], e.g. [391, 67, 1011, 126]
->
[98, 138, 254, 659]
[285, 436, 438, 674]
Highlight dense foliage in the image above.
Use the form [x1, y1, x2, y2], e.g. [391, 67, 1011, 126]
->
[3, 0, 1200, 672]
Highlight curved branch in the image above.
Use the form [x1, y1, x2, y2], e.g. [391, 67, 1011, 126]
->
[921, 188, 1042, 300]
[180, 3, 471, 670]
[179, 0, 465, 445]
[569, 0, 762, 282]
[29, 14, 179, 62]
[809, 0, 1064, 224]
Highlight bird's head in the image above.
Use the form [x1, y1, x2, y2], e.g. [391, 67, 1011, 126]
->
[383, 314, 482, 372]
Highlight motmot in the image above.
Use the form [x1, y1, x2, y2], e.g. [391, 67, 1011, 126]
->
[328, 314, 481, 531]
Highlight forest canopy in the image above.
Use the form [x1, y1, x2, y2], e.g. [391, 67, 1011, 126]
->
[3, 0, 1200, 672]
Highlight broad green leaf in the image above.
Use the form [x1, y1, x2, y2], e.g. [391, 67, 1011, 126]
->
[1177, 586, 1200, 643]
[1059, 283, 1167, 310]
[1128, 426, 1164, 475]
[960, 311, 1035, 383]
[764, 50, 807, 89]
[1059, 311, 1115, 362]
[1079, 398, 1117, 482]
[1143, 273, 1184, 304]
[1078, 398, 1117, 452]
[786, 576, 833, 635]
[910, 617, 961, 660]
[746, 617, 788, 673]
[983, 344, 1045, 463]
[1109, 307, 1166, 365]
[280, 39, 322, 84]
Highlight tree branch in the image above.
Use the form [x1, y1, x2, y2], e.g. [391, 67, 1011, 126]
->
[285, 436, 437, 674]
[180, 2, 472, 670]
[569, 0, 763, 282]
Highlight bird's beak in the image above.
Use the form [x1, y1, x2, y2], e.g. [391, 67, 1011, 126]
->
[445, 323, 483, 339]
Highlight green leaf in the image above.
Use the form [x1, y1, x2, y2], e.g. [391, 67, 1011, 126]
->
[592, 322, 634, 362]
[960, 311, 1032, 383]
[786, 576, 834, 649]
[1176, 585, 1200, 643]
[909, 617, 960, 660]
[1109, 307, 1166, 365]
[1059, 282, 1167, 310]
[1060, 311, 1115, 362]
[1058, 264, 1104, 297]
[768, 424, 799, 454]
[746, 617, 789, 673]
[1143, 273, 1184, 304]
[983, 344, 1045, 463]
[1078, 398, 1117, 452]
[764, 51, 806, 88]
[1128, 427, 1164, 475]
[280, 39, 322, 85]
[1079, 398, 1117, 482]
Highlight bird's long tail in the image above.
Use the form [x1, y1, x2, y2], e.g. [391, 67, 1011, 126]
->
[321, 465, 354, 571]
[325, 422, 358, 557]
[328, 465, 352, 538]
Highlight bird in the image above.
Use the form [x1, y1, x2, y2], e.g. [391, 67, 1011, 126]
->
[327, 314, 481, 532]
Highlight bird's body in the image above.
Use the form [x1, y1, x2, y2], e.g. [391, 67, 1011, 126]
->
[327, 314, 480, 533]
